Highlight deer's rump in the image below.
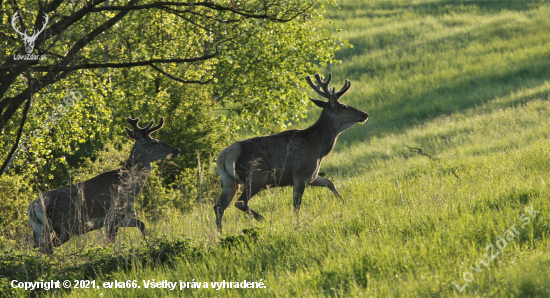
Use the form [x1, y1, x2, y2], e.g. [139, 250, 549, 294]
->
[32, 170, 124, 234]
[36, 186, 113, 234]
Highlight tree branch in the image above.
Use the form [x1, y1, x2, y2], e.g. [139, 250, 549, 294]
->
[88, 0, 315, 22]
[150, 64, 214, 84]
[0, 70, 32, 177]
[29, 52, 218, 72]
[0, 0, 107, 76]
[0, 0, 139, 133]
[41, 0, 106, 41]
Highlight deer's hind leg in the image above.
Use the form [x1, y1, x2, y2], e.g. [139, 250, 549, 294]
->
[309, 176, 344, 202]
[105, 218, 122, 243]
[235, 173, 268, 221]
[31, 225, 55, 254]
[51, 228, 72, 248]
[214, 174, 241, 232]
[292, 179, 308, 212]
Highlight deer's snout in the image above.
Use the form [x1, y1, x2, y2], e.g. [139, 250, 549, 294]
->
[166, 148, 181, 160]
[360, 112, 369, 122]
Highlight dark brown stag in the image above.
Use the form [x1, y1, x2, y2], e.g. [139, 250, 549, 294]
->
[214, 73, 369, 232]
[27, 117, 180, 253]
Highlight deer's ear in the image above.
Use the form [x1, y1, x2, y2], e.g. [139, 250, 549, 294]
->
[309, 97, 325, 108]
[125, 128, 136, 140]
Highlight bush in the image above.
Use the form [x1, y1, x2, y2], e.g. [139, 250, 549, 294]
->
[0, 175, 33, 249]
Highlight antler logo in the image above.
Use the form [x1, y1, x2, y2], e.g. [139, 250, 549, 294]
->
[11, 11, 48, 54]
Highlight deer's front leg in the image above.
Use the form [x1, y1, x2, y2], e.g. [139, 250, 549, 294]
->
[114, 218, 147, 238]
[125, 218, 147, 238]
[309, 176, 344, 203]
[292, 180, 307, 211]
[106, 223, 119, 243]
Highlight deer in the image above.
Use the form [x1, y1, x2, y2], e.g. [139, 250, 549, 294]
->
[27, 117, 180, 253]
[11, 11, 48, 54]
[214, 73, 369, 232]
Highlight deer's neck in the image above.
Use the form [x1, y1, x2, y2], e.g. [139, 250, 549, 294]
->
[307, 112, 341, 158]
[118, 149, 153, 201]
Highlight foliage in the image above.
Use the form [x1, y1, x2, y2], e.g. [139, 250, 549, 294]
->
[0, 175, 33, 248]
[0, 0, 343, 186]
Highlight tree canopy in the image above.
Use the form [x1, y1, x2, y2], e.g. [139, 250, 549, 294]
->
[0, 0, 344, 185]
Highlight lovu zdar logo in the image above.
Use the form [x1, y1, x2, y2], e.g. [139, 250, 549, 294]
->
[11, 10, 48, 60]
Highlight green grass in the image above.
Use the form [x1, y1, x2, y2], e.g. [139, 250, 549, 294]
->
[318, 0, 550, 149]
[4, 0, 550, 297]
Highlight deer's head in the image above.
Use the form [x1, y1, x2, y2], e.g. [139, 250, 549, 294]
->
[11, 11, 48, 54]
[306, 73, 369, 132]
[125, 117, 181, 164]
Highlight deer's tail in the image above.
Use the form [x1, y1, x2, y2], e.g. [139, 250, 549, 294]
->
[217, 143, 242, 183]
[28, 196, 54, 251]
[27, 199, 45, 225]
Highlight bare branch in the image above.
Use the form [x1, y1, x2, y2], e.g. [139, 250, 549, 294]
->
[150, 64, 214, 85]
[0, 70, 32, 177]
[88, 0, 315, 23]
[28, 53, 218, 72]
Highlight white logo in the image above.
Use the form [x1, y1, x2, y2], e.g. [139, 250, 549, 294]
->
[11, 11, 48, 58]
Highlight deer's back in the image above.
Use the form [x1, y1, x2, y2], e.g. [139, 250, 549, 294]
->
[230, 129, 324, 186]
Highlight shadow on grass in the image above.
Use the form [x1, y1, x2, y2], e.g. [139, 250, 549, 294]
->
[311, 1, 550, 152]
[339, 17, 548, 77]
[330, 0, 538, 22]
[330, 54, 550, 148]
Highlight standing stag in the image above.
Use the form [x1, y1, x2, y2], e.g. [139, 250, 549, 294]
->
[27, 117, 180, 253]
[214, 73, 369, 232]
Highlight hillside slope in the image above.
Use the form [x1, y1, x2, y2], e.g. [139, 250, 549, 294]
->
[41, 1, 550, 297]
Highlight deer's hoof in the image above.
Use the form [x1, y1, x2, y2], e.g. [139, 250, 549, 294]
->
[254, 214, 265, 221]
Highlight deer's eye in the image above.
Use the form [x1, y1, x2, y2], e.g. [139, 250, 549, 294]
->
[342, 105, 348, 109]
[151, 141, 159, 145]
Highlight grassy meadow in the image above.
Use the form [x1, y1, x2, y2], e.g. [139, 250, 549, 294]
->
[4, 0, 550, 297]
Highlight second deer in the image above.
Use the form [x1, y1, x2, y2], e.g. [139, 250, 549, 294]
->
[214, 73, 369, 232]
[27, 117, 180, 253]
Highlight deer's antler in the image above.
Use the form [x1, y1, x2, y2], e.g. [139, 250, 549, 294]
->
[335, 80, 351, 99]
[147, 117, 164, 135]
[126, 117, 165, 137]
[306, 73, 351, 106]
[142, 120, 155, 132]
[127, 117, 141, 130]
[306, 73, 332, 100]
